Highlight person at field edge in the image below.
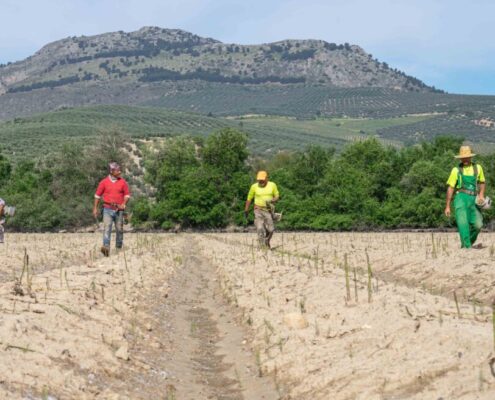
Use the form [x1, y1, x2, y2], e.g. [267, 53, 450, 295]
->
[93, 162, 131, 256]
[444, 145, 486, 249]
[244, 170, 280, 249]
[0, 198, 5, 244]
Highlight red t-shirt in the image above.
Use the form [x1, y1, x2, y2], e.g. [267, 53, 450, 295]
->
[95, 176, 130, 208]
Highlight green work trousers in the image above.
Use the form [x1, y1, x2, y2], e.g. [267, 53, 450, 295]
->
[454, 192, 483, 248]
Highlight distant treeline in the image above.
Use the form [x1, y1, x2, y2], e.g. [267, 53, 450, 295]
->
[267, 42, 351, 54]
[0, 129, 127, 230]
[62, 37, 206, 64]
[7, 67, 306, 94]
[54, 38, 351, 67]
[138, 67, 306, 84]
[7, 73, 97, 93]
[281, 49, 317, 61]
[1, 128, 494, 231]
[134, 132, 495, 230]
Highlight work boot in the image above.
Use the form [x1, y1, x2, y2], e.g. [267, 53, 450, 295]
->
[101, 246, 110, 257]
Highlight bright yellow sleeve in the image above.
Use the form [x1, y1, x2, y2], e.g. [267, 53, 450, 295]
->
[272, 182, 280, 198]
[247, 184, 256, 201]
[478, 165, 485, 183]
[446, 167, 459, 188]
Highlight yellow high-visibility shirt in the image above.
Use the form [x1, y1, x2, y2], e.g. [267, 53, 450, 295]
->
[247, 181, 279, 208]
[446, 164, 485, 188]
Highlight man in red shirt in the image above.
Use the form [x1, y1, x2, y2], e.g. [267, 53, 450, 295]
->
[93, 162, 131, 256]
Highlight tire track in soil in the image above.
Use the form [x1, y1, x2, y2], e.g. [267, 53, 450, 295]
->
[111, 238, 279, 399]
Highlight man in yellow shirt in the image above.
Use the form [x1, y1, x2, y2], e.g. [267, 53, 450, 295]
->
[444, 146, 486, 248]
[245, 171, 280, 249]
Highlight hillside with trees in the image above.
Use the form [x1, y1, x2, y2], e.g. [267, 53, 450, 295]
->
[0, 26, 443, 120]
[1, 127, 494, 231]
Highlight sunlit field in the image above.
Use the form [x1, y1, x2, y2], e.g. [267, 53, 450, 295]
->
[1, 231, 495, 399]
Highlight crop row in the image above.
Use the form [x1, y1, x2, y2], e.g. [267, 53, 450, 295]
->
[146, 84, 495, 119]
[377, 113, 495, 146]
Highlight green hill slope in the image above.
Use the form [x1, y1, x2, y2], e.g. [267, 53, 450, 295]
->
[234, 115, 434, 153]
[145, 84, 495, 118]
[0, 105, 432, 160]
[2, 104, 495, 162]
[0, 105, 229, 161]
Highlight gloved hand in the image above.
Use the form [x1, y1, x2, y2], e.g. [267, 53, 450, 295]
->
[244, 211, 249, 220]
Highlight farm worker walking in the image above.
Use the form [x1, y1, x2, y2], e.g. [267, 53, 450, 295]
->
[0, 198, 5, 244]
[244, 170, 280, 249]
[93, 162, 131, 256]
[0, 199, 15, 243]
[444, 146, 486, 249]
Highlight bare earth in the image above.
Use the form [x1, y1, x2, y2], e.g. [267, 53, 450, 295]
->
[1, 231, 495, 399]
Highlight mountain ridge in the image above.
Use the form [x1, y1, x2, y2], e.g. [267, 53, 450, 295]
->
[0, 26, 436, 95]
[0, 26, 463, 121]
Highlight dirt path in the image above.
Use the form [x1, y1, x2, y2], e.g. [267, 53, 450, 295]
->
[0, 234, 279, 399]
[109, 238, 279, 399]
[163, 239, 279, 399]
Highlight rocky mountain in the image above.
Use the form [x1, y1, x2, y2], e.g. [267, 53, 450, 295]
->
[0, 26, 439, 120]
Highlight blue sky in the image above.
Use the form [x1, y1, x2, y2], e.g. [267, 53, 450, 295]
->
[1, 0, 494, 95]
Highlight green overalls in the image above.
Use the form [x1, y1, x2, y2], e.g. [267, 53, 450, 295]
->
[454, 166, 483, 248]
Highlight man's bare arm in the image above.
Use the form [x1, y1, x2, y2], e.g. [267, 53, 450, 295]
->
[244, 200, 253, 220]
[444, 186, 455, 217]
[93, 198, 100, 219]
[479, 182, 486, 199]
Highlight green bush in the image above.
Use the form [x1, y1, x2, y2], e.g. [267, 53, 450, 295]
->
[1, 129, 129, 231]
[1, 131, 494, 231]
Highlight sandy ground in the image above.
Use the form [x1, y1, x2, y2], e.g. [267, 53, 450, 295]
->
[201, 232, 495, 399]
[1, 231, 495, 399]
[0, 233, 185, 399]
[0, 233, 277, 399]
[274, 232, 495, 305]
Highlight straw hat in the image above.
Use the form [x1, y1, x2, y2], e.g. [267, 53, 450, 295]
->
[454, 146, 476, 158]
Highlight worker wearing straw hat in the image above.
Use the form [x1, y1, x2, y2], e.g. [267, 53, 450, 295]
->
[444, 145, 486, 248]
[245, 170, 280, 249]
